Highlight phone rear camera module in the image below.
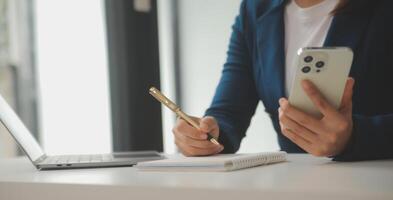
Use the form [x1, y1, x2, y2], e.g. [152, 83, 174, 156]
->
[302, 66, 311, 73]
[315, 61, 325, 68]
[304, 56, 313, 63]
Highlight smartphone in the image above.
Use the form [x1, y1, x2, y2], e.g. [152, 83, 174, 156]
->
[288, 47, 353, 118]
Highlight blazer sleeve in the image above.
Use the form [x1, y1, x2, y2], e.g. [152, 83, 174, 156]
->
[334, 32, 393, 161]
[204, 1, 259, 153]
[333, 114, 393, 161]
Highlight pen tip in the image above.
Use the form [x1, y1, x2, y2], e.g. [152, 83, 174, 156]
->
[210, 138, 220, 146]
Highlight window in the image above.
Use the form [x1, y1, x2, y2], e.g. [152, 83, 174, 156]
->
[35, 0, 111, 155]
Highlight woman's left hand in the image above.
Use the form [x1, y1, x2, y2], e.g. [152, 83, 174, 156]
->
[278, 78, 355, 157]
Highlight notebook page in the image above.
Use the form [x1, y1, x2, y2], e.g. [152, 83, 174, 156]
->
[137, 154, 240, 168]
[136, 152, 287, 171]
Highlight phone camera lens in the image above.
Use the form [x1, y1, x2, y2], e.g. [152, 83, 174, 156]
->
[304, 56, 313, 63]
[316, 61, 325, 68]
[302, 66, 311, 73]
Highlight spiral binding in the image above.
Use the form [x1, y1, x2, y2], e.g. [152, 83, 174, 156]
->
[228, 152, 287, 171]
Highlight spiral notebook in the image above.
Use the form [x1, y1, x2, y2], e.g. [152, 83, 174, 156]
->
[136, 151, 287, 172]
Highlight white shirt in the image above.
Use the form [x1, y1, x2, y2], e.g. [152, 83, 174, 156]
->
[284, 0, 339, 96]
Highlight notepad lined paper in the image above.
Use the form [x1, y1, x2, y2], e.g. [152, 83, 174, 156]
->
[136, 151, 287, 172]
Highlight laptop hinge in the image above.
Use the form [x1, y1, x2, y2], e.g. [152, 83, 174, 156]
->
[34, 154, 47, 165]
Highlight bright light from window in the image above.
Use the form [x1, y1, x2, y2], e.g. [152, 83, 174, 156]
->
[35, 0, 111, 155]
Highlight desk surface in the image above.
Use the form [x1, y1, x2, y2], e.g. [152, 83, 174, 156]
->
[0, 154, 392, 200]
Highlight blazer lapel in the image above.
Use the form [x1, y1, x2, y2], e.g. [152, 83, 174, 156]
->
[256, 0, 286, 111]
[324, 12, 370, 79]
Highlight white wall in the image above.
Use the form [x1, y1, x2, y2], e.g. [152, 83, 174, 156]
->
[177, 0, 279, 153]
[35, 0, 111, 155]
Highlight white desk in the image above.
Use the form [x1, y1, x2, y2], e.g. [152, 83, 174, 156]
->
[0, 154, 392, 200]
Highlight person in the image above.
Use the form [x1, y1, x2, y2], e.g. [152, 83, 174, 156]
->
[172, 0, 393, 161]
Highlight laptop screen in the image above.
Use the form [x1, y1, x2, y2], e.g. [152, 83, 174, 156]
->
[0, 94, 44, 162]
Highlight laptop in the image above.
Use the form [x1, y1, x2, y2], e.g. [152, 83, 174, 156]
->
[0, 93, 164, 170]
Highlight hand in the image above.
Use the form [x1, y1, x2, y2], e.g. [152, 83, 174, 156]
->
[172, 116, 224, 156]
[278, 78, 355, 157]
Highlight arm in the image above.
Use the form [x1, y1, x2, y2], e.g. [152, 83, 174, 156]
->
[205, 1, 259, 153]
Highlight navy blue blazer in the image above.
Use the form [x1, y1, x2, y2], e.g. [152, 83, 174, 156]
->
[205, 0, 393, 161]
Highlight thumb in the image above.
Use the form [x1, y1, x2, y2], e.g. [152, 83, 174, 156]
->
[340, 77, 355, 113]
[199, 116, 218, 134]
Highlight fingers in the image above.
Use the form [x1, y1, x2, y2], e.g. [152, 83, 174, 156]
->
[339, 78, 355, 113]
[281, 128, 314, 153]
[175, 130, 218, 149]
[279, 79, 355, 157]
[301, 80, 337, 116]
[199, 116, 219, 138]
[278, 108, 319, 143]
[173, 116, 223, 156]
[176, 140, 223, 156]
[279, 98, 324, 134]
[173, 119, 207, 140]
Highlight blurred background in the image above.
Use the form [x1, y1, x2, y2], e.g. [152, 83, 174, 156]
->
[0, 0, 279, 158]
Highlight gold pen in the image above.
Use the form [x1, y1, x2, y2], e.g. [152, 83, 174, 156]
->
[149, 87, 221, 146]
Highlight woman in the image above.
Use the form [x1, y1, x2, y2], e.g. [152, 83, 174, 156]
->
[172, 0, 393, 161]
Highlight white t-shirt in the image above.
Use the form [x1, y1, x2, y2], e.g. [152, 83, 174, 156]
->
[284, 0, 339, 96]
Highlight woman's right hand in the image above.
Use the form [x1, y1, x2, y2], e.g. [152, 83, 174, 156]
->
[172, 116, 224, 156]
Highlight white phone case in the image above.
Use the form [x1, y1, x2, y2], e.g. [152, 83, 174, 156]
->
[288, 47, 353, 118]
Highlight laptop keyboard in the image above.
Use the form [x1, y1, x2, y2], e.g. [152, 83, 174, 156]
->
[41, 154, 114, 165]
